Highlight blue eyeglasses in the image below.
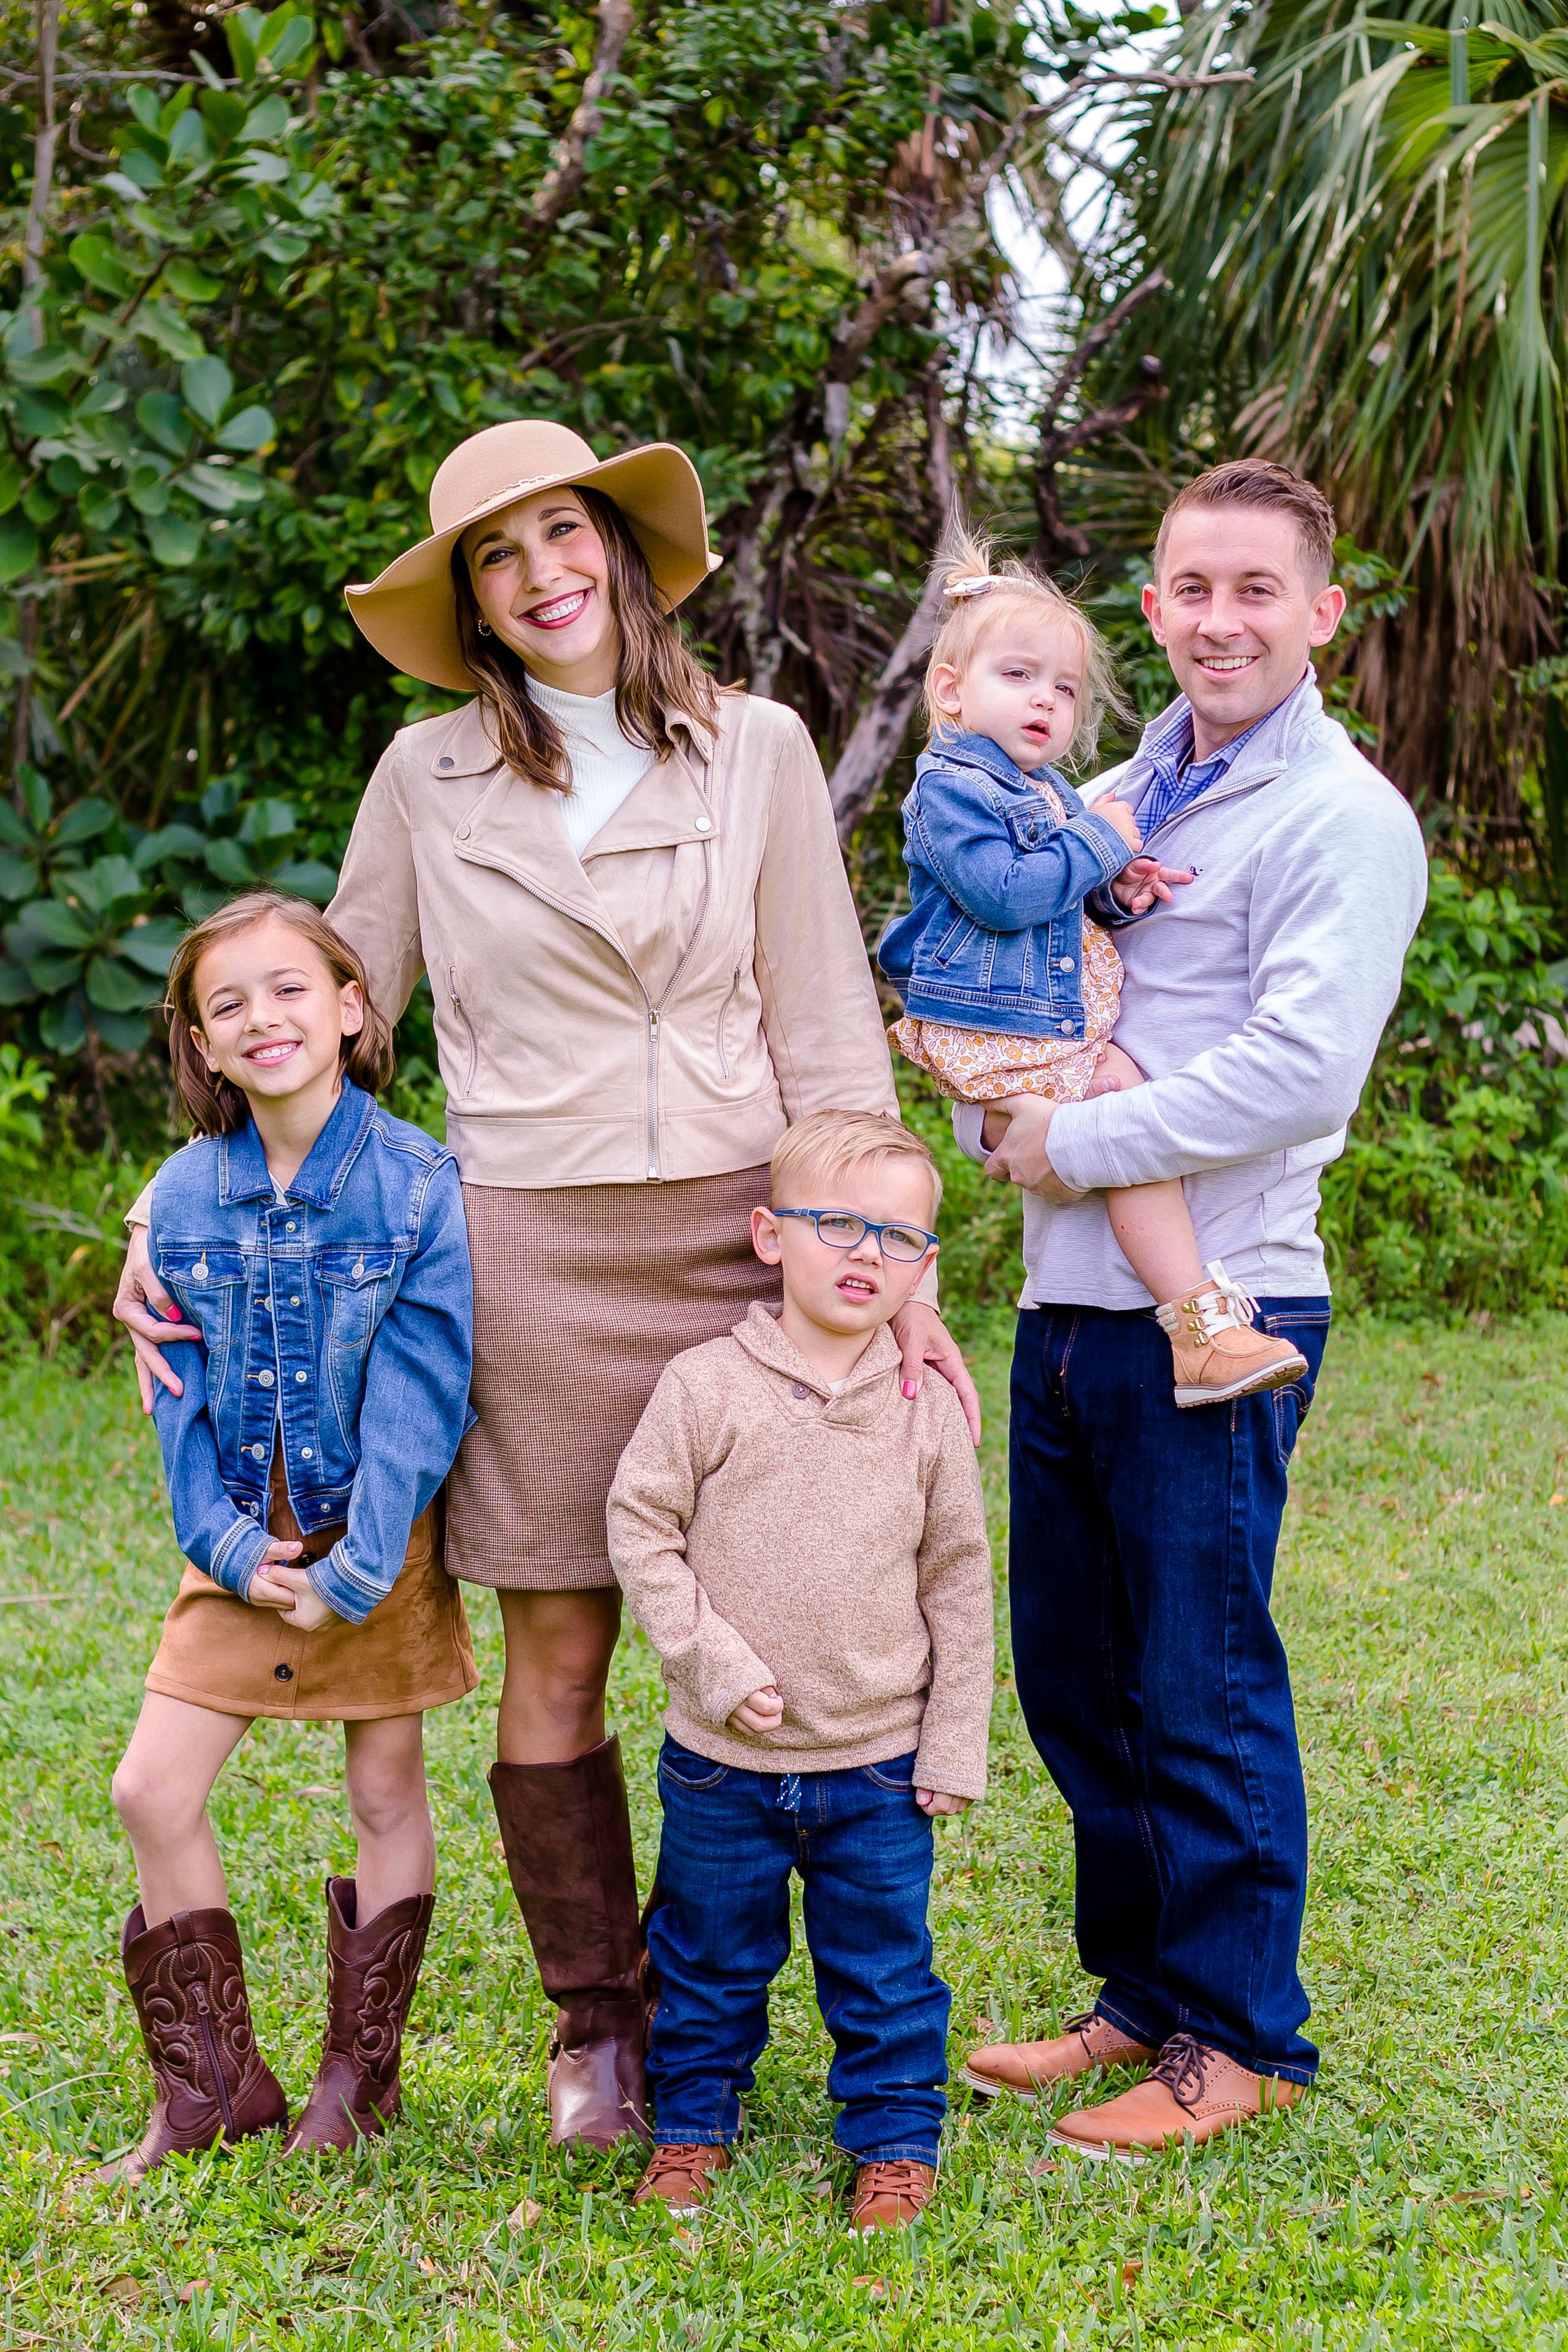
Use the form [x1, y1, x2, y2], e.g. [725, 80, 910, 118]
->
[772, 1208, 939, 1264]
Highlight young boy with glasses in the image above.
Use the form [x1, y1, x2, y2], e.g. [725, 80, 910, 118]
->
[607, 1109, 993, 2233]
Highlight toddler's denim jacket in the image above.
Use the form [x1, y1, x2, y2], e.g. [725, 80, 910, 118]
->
[877, 729, 1132, 1040]
[148, 1080, 474, 1624]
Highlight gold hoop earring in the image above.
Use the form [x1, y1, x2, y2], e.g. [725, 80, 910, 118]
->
[477, 619, 492, 637]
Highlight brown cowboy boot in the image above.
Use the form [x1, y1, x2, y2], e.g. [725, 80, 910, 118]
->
[490, 1735, 651, 2153]
[98, 1905, 287, 2183]
[285, 1878, 434, 2154]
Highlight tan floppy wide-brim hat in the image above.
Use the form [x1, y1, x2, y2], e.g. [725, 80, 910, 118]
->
[345, 419, 721, 691]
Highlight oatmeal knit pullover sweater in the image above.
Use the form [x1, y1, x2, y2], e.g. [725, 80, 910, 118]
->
[607, 1303, 994, 1799]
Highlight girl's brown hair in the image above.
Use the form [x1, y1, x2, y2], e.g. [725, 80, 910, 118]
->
[922, 522, 1130, 769]
[164, 890, 394, 1136]
[451, 485, 720, 793]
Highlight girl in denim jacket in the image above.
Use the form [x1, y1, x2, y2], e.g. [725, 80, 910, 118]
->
[101, 893, 475, 2182]
[878, 535, 1305, 1407]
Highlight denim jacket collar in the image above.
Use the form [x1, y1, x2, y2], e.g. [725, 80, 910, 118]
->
[918, 727, 1070, 801]
[217, 1080, 377, 1210]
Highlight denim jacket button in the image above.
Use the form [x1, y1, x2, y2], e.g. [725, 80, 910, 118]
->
[257, 1370, 274, 1387]
[250, 1443, 266, 1461]
[1058, 1020, 1074, 1034]
[301, 1447, 313, 1460]
[1057, 957, 1075, 972]
[295, 1370, 307, 1383]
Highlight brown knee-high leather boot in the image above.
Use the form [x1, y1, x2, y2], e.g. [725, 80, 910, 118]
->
[489, 1735, 651, 2153]
[99, 1905, 288, 2183]
[285, 1877, 434, 2154]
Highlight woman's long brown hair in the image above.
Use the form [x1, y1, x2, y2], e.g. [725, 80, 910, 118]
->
[164, 891, 394, 1137]
[450, 486, 720, 793]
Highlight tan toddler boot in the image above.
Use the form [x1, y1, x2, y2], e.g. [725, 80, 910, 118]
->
[1155, 1262, 1307, 1409]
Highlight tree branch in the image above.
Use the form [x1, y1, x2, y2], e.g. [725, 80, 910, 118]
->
[21, 0, 60, 320]
[1034, 274, 1169, 564]
[530, 0, 634, 232]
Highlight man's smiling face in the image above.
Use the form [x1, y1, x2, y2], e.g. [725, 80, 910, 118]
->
[1142, 506, 1347, 754]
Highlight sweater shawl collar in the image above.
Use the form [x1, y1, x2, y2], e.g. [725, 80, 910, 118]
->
[730, 1301, 902, 1418]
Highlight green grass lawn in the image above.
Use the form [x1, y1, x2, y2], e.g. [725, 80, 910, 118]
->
[1, 1315, 1566, 2349]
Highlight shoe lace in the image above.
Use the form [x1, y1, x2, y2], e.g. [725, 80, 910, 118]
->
[856, 2159, 931, 2201]
[1194, 1260, 1259, 1340]
[643, 2142, 718, 2187]
[1148, 2032, 1212, 2113]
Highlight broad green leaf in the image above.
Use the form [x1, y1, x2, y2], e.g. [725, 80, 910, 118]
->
[72, 856, 142, 913]
[0, 960, 37, 1005]
[16, 767, 49, 831]
[101, 172, 147, 203]
[137, 302, 207, 364]
[126, 86, 162, 134]
[182, 463, 250, 513]
[242, 94, 291, 140]
[115, 147, 164, 191]
[270, 859, 339, 903]
[226, 17, 259, 82]
[39, 993, 86, 1051]
[236, 797, 296, 845]
[215, 405, 274, 451]
[261, 16, 313, 72]
[182, 354, 234, 426]
[69, 235, 135, 298]
[145, 509, 202, 566]
[26, 901, 94, 950]
[0, 455, 21, 513]
[135, 391, 192, 458]
[117, 917, 187, 974]
[85, 953, 153, 1012]
[8, 344, 77, 388]
[46, 456, 84, 496]
[0, 636, 31, 680]
[200, 87, 250, 146]
[205, 837, 255, 885]
[0, 851, 37, 901]
[0, 513, 38, 585]
[78, 483, 123, 533]
[91, 1006, 150, 1050]
[128, 469, 172, 518]
[165, 259, 224, 302]
[133, 826, 209, 870]
[78, 380, 128, 417]
[166, 112, 210, 168]
[258, 232, 310, 267]
[232, 152, 291, 187]
[0, 805, 33, 848]
[158, 86, 195, 137]
[53, 800, 117, 850]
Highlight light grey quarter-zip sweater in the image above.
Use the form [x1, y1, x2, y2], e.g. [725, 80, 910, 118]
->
[955, 677, 1428, 1307]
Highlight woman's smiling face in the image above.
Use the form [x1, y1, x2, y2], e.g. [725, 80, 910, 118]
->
[463, 487, 620, 694]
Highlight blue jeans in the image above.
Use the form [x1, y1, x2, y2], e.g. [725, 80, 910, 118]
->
[1009, 1299, 1330, 2084]
[645, 1738, 950, 2164]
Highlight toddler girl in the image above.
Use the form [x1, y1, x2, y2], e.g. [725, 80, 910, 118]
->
[101, 890, 477, 2181]
[878, 537, 1305, 1406]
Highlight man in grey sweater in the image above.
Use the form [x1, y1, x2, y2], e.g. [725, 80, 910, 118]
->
[959, 461, 1427, 2154]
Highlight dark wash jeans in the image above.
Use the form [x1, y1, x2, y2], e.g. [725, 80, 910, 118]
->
[1009, 1298, 1331, 2084]
[645, 1737, 950, 2163]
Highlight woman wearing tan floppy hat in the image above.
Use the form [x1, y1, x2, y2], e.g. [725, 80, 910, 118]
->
[113, 417, 977, 2160]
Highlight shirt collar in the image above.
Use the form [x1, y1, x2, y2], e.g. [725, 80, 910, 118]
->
[1146, 670, 1314, 782]
[217, 1081, 376, 1209]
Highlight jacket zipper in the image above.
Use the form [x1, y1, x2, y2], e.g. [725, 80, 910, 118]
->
[192, 1981, 235, 2134]
[448, 967, 480, 1098]
[716, 966, 740, 1080]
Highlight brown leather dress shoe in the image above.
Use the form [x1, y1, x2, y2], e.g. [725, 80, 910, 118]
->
[1050, 2032, 1305, 2159]
[98, 1905, 287, 2183]
[961, 2009, 1157, 2099]
[490, 1736, 652, 2154]
[850, 2159, 936, 2232]
[285, 1878, 434, 2154]
[632, 2142, 731, 2215]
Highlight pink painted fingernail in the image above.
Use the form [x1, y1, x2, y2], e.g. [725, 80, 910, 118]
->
[903, 1380, 917, 1398]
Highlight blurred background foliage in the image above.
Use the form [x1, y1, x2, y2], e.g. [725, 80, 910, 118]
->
[0, 0, 1564, 1354]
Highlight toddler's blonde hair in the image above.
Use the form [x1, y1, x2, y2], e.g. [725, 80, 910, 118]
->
[770, 1109, 942, 1224]
[922, 524, 1129, 769]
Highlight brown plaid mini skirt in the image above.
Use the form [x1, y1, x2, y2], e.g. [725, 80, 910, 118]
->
[146, 1453, 477, 1721]
[448, 1167, 779, 1591]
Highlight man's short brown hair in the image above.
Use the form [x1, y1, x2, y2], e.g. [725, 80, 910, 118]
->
[1153, 459, 1337, 590]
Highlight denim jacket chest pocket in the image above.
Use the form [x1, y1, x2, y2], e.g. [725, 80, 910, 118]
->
[313, 1246, 399, 1351]
[156, 1245, 248, 1403]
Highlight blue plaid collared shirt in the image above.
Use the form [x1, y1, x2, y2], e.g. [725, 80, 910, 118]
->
[1132, 674, 1310, 841]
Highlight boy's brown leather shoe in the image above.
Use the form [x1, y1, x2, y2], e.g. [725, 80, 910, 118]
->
[850, 2159, 936, 2232]
[961, 2009, 1157, 2099]
[632, 2142, 731, 2215]
[1050, 2033, 1304, 2158]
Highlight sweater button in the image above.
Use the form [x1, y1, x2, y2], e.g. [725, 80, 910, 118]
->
[694, 815, 712, 832]
[274, 1662, 293, 1683]
[456, 823, 471, 839]
[438, 756, 455, 770]
[791, 1382, 810, 1399]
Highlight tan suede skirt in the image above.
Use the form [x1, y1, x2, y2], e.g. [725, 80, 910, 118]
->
[145, 1455, 477, 1722]
[448, 1167, 780, 1592]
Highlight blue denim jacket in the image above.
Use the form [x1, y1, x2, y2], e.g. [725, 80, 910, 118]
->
[148, 1082, 474, 1626]
[877, 730, 1133, 1040]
